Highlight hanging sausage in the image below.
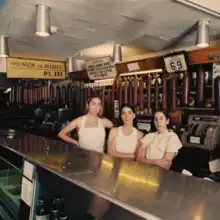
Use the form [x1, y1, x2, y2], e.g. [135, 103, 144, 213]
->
[56, 86, 61, 106]
[119, 78, 123, 107]
[147, 74, 152, 114]
[133, 77, 138, 107]
[50, 85, 54, 103]
[197, 65, 205, 106]
[128, 78, 133, 106]
[162, 74, 167, 110]
[139, 77, 144, 114]
[154, 76, 159, 110]
[171, 75, 177, 112]
[182, 71, 189, 106]
[61, 85, 66, 106]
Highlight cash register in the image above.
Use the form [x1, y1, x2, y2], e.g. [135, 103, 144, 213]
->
[181, 115, 220, 151]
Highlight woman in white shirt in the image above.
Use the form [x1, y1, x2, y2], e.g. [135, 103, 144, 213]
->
[136, 109, 182, 170]
[58, 97, 113, 220]
[107, 104, 143, 159]
[58, 96, 113, 153]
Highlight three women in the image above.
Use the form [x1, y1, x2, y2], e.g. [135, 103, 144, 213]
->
[59, 96, 182, 169]
[58, 97, 182, 220]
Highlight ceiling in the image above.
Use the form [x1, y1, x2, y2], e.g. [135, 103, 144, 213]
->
[0, 0, 220, 61]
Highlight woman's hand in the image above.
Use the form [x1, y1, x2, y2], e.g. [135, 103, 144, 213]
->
[72, 140, 80, 146]
[157, 160, 172, 170]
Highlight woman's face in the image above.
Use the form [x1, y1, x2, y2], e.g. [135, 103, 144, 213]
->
[154, 111, 169, 132]
[121, 107, 135, 125]
[88, 98, 102, 115]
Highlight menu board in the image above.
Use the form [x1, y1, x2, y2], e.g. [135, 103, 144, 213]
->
[85, 56, 117, 80]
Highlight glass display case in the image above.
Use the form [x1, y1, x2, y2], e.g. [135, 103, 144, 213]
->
[0, 155, 22, 220]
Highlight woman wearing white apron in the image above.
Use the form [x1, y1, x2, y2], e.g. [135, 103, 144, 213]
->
[136, 109, 182, 170]
[107, 104, 143, 159]
[58, 96, 113, 220]
[58, 96, 113, 152]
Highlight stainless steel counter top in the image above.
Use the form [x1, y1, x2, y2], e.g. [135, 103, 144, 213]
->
[0, 129, 220, 220]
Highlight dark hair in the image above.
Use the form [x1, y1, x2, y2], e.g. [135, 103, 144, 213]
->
[118, 103, 137, 126]
[154, 109, 170, 120]
[119, 103, 135, 115]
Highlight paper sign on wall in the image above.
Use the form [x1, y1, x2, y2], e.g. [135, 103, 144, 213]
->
[7, 58, 66, 79]
[85, 56, 117, 80]
[23, 160, 34, 181]
[21, 177, 34, 207]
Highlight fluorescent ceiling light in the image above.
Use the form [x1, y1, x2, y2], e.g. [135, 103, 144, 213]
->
[120, 69, 163, 77]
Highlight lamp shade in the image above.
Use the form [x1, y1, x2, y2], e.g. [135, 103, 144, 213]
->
[0, 35, 9, 57]
[66, 57, 73, 73]
[66, 57, 85, 72]
[112, 43, 122, 63]
[196, 20, 210, 48]
[35, 4, 51, 37]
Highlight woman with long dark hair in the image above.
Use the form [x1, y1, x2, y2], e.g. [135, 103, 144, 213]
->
[136, 109, 182, 170]
[107, 104, 143, 159]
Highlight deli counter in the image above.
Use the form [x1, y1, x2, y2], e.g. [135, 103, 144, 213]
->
[0, 129, 220, 220]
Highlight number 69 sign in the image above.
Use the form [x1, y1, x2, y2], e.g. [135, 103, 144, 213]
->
[164, 52, 189, 73]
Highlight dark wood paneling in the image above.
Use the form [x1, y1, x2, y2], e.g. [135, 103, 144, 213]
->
[68, 70, 88, 81]
[189, 46, 220, 65]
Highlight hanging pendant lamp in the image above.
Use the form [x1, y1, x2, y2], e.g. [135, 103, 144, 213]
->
[112, 43, 122, 63]
[196, 20, 210, 48]
[35, 4, 51, 37]
[0, 35, 9, 57]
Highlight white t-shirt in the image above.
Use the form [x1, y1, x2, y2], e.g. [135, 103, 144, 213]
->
[140, 131, 182, 160]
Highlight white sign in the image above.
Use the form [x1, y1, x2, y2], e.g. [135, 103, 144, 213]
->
[127, 62, 140, 72]
[164, 54, 187, 73]
[189, 136, 200, 144]
[86, 56, 117, 80]
[23, 160, 34, 181]
[21, 177, 34, 207]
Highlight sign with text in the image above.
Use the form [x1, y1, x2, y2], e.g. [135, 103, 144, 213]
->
[7, 58, 66, 79]
[164, 54, 188, 73]
[85, 56, 117, 80]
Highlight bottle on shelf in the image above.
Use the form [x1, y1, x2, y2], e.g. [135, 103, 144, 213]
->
[58, 212, 68, 220]
[50, 196, 65, 220]
[36, 198, 50, 220]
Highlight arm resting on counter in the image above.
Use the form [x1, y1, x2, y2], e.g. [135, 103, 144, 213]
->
[136, 144, 176, 170]
[58, 117, 82, 146]
[107, 128, 135, 159]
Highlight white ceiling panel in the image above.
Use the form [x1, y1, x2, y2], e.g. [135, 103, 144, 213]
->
[0, 0, 219, 61]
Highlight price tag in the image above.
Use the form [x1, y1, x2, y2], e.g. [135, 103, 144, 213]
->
[164, 54, 188, 73]
[189, 136, 200, 144]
